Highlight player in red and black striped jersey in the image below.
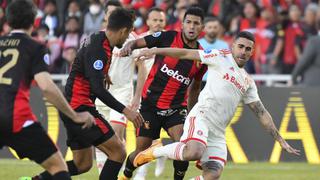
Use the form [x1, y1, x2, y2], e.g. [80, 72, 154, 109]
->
[33, 8, 144, 180]
[0, 1, 95, 180]
[119, 7, 207, 180]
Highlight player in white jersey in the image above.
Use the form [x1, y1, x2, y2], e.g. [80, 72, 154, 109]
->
[95, 1, 148, 173]
[133, 7, 168, 180]
[133, 31, 300, 180]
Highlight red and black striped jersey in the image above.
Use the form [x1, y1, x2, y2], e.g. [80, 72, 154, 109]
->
[64, 31, 125, 113]
[142, 31, 207, 109]
[0, 32, 49, 133]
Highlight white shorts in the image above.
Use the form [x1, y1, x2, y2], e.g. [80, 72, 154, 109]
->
[95, 84, 133, 127]
[180, 105, 227, 167]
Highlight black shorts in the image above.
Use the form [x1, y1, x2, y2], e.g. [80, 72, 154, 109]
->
[137, 101, 187, 140]
[61, 105, 115, 150]
[0, 122, 58, 164]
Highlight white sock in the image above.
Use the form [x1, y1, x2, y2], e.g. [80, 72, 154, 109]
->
[190, 175, 204, 180]
[95, 148, 108, 174]
[153, 142, 186, 160]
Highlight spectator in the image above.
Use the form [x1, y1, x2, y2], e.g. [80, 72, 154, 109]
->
[291, 12, 320, 86]
[282, 5, 304, 74]
[83, 0, 104, 36]
[59, 16, 83, 51]
[300, 3, 318, 42]
[166, 0, 187, 31]
[51, 46, 77, 74]
[257, 7, 284, 74]
[40, 0, 59, 37]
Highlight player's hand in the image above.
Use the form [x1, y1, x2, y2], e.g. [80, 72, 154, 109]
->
[279, 139, 301, 156]
[123, 107, 144, 128]
[120, 42, 133, 57]
[74, 112, 96, 129]
[135, 48, 155, 61]
[128, 96, 141, 112]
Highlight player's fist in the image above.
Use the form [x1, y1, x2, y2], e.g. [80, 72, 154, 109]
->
[120, 41, 133, 57]
[135, 48, 155, 61]
[74, 111, 96, 129]
[123, 107, 144, 128]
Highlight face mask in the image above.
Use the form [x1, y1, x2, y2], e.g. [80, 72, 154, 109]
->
[134, 17, 143, 28]
[89, 4, 101, 15]
[69, 11, 81, 17]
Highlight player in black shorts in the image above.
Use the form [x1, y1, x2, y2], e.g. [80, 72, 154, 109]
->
[119, 7, 207, 180]
[34, 7, 144, 180]
[0, 1, 95, 180]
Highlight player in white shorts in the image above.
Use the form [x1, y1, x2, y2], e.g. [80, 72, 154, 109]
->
[133, 31, 300, 180]
[95, 1, 148, 173]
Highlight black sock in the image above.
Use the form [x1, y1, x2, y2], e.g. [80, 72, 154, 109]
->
[123, 156, 136, 178]
[52, 171, 71, 180]
[173, 160, 189, 180]
[100, 159, 123, 180]
[36, 171, 52, 180]
[67, 160, 79, 176]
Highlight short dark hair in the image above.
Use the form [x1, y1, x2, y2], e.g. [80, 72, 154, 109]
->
[104, 0, 122, 12]
[183, 6, 205, 22]
[107, 8, 135, 31]
[204, 16, 220, 25]
[147, 7, 164, 18]
[235, 31, 255, 43]
[6, 0, 37, 29]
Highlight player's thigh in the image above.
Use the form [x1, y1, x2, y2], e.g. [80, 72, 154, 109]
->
[180, 112, 209, 146]
[200, 141, 227, 169]
[7, 123, 59, 165]
[137, 108, 162, 140]
[61, 106, 115, 151]
[110, 122, 126, 142]
[164, 108, 188, 141]
[72, 147, 94, 168]
[96, 134, 126, 162]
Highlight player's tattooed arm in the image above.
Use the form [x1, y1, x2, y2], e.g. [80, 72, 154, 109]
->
[248, 101, 281, 141]
[248, 100, 301, 156]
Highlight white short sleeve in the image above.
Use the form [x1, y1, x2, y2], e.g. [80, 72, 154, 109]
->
[243, 81, 260, 104]
[198, 49, 220, 66]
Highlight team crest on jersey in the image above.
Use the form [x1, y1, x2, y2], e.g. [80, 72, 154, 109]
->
[93, 60, 103, 70]
[204, 49, 212, 54]
[152, 31, 162, 37]
[43, 53, 50, 65]
[197, 130, 203, 136]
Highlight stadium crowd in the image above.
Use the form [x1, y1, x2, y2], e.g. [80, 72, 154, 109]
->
[0, 0, 319, 80]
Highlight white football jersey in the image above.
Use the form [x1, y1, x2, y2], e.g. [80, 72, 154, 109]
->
[196, 49, 260, 137]
[108, 32, 139, 86]
[138, 31, 156, 73]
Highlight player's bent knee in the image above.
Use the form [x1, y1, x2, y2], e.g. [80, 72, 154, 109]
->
[184, 142, 206, 160]
[77, 162, 93, 173]
[202, 161, 223, 180]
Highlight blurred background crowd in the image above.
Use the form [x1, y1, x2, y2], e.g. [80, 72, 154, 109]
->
[0, 0, 320, 80]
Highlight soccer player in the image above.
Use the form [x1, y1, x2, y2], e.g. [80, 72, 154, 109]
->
[34, 7, 144, 180]
[119, 7, 207, 180]
[94, 0, 148, 174]
[0, 1, 95, 180]
[134, 31, 301, 180]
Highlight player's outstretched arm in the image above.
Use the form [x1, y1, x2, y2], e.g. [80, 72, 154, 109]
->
[248, 100, 301, 156]
[137, 48, 201, 61]
[120, 38, 147, 56]
[34, 72, 95, 129]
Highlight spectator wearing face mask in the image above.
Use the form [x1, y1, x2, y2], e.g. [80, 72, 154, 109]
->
[83, 0, 104, 36]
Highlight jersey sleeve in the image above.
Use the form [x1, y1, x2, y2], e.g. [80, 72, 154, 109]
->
[83, 37, 126, 113]
[31, 44, 49, 76]
[144, 31, 176, 48]
[242, 79, 260, 104]
[198, 49, 220, 66]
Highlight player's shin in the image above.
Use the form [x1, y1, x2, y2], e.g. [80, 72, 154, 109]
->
[100, 159, 123, 180]
[66, 160, 79, 175]
[123, 155, 137, 178]
[153, 142, 186, 160]
[173, 160, 189, 180]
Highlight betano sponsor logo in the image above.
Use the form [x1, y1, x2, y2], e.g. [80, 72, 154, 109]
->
[223, 73, 245, 93]
[160, 64, 191, 85]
